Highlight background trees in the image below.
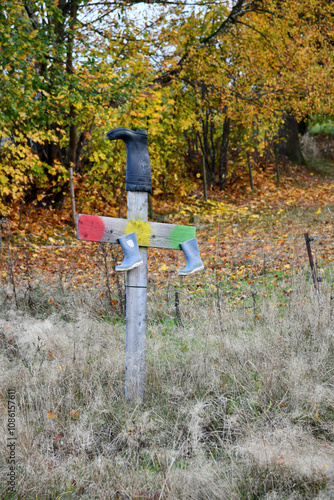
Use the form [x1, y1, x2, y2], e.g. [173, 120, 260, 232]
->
[0, 0, 156, 213]
[0, 0, 333, 215]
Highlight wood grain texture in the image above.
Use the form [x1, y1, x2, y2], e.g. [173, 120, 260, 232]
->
[77, 213, 196, 249]
[125, 191, 148, 403]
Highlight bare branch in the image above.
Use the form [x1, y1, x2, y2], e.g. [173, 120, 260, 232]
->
[155, 0, 265, 86]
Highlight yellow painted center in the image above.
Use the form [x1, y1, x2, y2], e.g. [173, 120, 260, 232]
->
[125, 220, 151, 246]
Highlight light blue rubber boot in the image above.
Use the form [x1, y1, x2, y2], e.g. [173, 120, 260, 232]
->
[116, 232, 143, 271]
[178, 238, 204, 276]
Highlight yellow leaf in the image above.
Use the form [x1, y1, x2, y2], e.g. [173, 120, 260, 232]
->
[315, 208, 321, 215]
[47, 411, 57, 419]
[159, 264, 168, 271]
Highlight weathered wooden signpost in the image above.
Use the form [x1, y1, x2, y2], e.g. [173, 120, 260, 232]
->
[77, 128, 204, 403]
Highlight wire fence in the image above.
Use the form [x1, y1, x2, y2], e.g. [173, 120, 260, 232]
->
[1, 224, 334, 325]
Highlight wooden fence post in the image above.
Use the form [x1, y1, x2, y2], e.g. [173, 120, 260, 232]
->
[125, 191, 148, 402]
[247, 152, 254, 192]
[69, 166, 77, 230]
[304, 233, 319, 294]
[202, 155, 208, 201]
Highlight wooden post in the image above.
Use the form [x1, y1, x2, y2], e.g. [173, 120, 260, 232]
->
[125, 191, 148, 402]
[174, 288, 183, 327]
[247, 152, 254, 192]
[304, 232, 319, 294]
[69, 166, 77, 230]
[202, 155, 208, 201]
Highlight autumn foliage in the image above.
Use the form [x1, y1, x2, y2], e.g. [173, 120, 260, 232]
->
[0, 0, 333, 219]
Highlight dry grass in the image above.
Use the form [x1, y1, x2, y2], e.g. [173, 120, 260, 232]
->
[0, 277, 334, 500]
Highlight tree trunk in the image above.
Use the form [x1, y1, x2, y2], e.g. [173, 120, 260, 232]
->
[66, 0, 77, 229]
[219, 115, 230, 189]
[276, 114, 303, 164]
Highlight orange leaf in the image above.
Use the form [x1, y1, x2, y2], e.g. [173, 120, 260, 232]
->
[70, 409, 79, 420]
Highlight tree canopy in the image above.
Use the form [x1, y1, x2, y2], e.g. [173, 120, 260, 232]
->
[0, 0, 333, 215]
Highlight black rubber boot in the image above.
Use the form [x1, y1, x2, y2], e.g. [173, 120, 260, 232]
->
[106, 127, 152, 193]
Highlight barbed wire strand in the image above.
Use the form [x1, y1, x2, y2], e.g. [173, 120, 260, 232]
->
[1, 234, 334, 251]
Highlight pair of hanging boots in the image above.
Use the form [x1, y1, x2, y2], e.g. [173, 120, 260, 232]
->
[116, 232, 204, 275]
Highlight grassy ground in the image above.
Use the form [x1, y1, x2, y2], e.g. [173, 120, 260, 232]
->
[1, 157, 334, 499]
[0, 272, 333, 499]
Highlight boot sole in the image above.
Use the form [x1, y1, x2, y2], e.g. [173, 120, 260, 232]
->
[115, 260, 144, 272]
[178, 264, 204, 276]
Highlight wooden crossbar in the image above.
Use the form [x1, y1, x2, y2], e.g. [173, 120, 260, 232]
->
[77, 214, 196, 250]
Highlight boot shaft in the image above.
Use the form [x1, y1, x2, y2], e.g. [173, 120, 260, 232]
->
[178, 238, 204, 276]
[116, 232, 143, 271]
[106, 128, 152, 193]
[180, 238, 200, 259]
[118, 232, 140, 255]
